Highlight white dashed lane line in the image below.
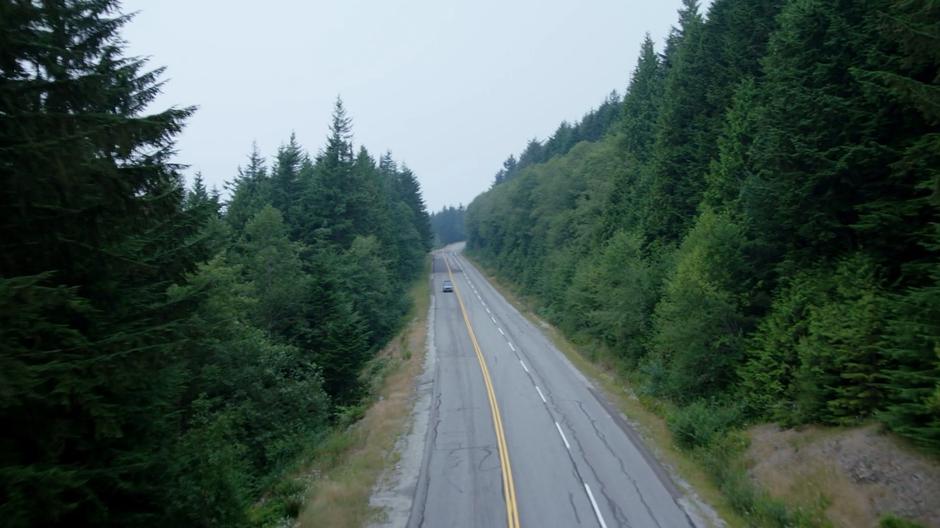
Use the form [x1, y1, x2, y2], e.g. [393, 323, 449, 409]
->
[584, 484, 609, 528]
[535, 385, 547, 403]
[554, 422, 571, 450]
[455, 252, 612, 528]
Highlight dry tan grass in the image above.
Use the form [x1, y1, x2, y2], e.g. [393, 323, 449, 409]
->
[297, 267, 430, 528]
[747, 423, 940, 528]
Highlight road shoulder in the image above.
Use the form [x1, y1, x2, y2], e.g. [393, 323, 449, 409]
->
[293, 267, 433, 527]
[462, 252, 733, 528]
[367, 288, 437, 528]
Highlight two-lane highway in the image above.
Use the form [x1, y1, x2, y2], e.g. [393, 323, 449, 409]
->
[409, 245, 695, 528]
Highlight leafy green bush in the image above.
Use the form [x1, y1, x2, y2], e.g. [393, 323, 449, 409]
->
[651, 209, 751, 401]
[668, 400, 743, 450]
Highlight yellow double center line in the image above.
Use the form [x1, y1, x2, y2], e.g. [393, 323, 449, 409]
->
[444, 255, 521, 528]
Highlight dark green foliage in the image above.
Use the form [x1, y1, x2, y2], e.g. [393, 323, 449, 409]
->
[640, 0, 708, 241]
[880, 514, 928, 528]
[603, 36, 664, 240]
[650, 209, 751, 400]
[562, 230, 657, 364]
[493, 91, 623, 185]
[0, 3, 430, 523]
[741, 256, 889, 424]
[641, 0, 782, 242]
[880, 270, 940, 449]
[226, 144, 272, 233]
[430, 204, 467, 246]
[668, 400, 742, 450]
[0, 2, 201, 524]
[468, 0, 940, 451]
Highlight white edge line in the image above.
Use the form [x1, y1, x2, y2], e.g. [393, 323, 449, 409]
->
[520, 360, 529, 373]
[535, 385, 547, 403]
[554, 422, 571, 450]
[508, 342, 515, 351]
[584, 483, 608, 528]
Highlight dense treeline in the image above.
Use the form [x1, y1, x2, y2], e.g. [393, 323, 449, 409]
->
[467, 0, 939, 452]
[493, 91, 624, 185]
[430, 204, 467, 247]
[0, 2, 430, 526]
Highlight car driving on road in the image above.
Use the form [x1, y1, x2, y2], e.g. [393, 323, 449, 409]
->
[442, 279, 453, 292]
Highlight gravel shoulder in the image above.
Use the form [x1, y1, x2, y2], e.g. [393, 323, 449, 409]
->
[367, 293, 437, 528]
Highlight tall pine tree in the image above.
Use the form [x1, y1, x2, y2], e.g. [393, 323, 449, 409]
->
[0, 1, 201, 524]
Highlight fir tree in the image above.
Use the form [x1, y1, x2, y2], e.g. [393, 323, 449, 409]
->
[225, 142, 271, 233]
[0, 1, 199, 524]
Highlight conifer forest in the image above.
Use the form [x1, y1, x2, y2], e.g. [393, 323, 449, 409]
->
[467, 0, 939, 455]
[2, 0, 939, 527]
[1, 2, 430, 524]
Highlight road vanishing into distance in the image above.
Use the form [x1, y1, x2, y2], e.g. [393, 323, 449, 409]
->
[408, 244, 696, 528]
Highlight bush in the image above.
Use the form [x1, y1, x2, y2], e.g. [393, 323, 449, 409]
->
[651, 209, 751, 401]
[668, 400, 742, 450]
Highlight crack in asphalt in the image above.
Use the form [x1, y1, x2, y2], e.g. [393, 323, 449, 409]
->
[575, 400, 658, 528]
[568, 491, 583, 525]
[558, 410, 631, 527]
[440, 254, 696, 528]
[414, 375, 443, 528]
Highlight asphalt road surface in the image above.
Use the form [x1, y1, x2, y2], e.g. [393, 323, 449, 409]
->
[407, 245, 696, 528]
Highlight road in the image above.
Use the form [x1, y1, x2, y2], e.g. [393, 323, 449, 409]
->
[407, 245, 696, 528]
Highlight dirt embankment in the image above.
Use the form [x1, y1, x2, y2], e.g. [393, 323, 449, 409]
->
[747, 424, 940, 527]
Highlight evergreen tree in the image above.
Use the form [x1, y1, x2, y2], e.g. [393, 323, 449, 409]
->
[232, 206, 309, 340]
[621, 35, 663, 164]
[0, 1, 200, 524]
[225, 142, 271, 233]
[394, 164, 433, 256]
[270, 133, 306, 230]
[650, 209, 750, 400]
[640, 0, 707, 241]
[301, 248, 371, 404]
[602, 34, 663, 239]
[305, 97, 357, 246]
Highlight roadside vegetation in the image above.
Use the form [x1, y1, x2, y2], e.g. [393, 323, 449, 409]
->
[0, 3, 432, 526]
[295, 263, 430, 527]
[463, 0, 938, 526]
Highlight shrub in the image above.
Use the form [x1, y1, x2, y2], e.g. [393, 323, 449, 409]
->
[668, 400, 742, 450]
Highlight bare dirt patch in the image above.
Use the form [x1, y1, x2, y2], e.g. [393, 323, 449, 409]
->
[747, 423, 940, 527]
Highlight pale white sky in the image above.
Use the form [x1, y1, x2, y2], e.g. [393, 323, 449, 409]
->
[122, 0, 708, 211]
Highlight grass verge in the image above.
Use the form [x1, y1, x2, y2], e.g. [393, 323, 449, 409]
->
[252, 259, 431, 528]
[298, 264, 430, 527]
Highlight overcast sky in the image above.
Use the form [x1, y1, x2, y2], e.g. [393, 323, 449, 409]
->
[122, 0, 706, 212]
